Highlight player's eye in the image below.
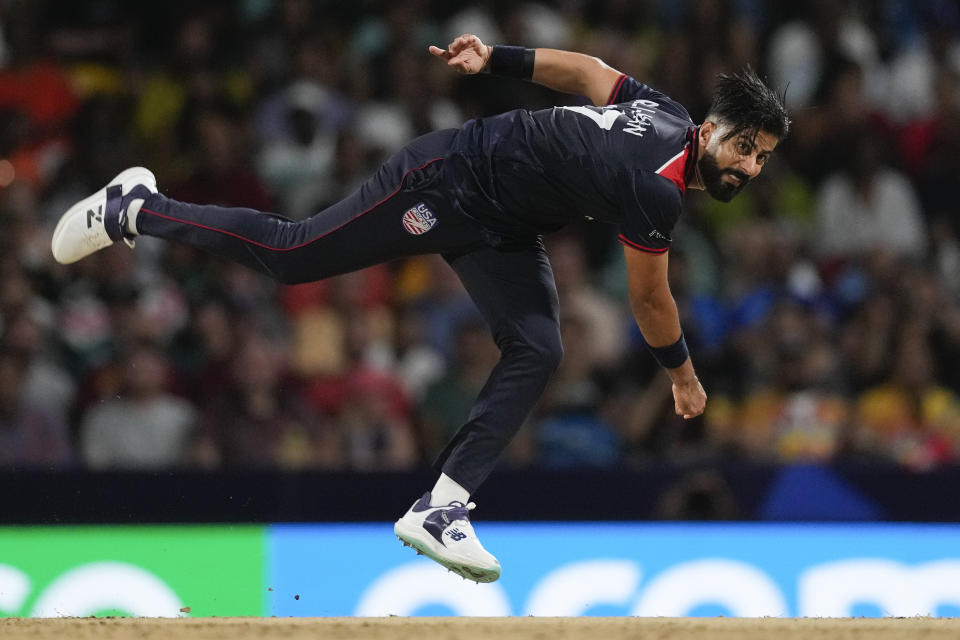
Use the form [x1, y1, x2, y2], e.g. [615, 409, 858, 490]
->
[737, 141, 751, 155]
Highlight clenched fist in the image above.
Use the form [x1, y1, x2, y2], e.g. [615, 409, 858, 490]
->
[672, 375, 706, 419]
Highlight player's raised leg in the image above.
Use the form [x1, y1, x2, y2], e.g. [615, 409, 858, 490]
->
[395, 240, 563, 582]
[51, 129, 484, 282]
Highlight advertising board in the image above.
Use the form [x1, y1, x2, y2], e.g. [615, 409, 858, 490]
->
[3, 523, 960, 618]
[269, 523, 960, 617]
[0, 526, 265, 617]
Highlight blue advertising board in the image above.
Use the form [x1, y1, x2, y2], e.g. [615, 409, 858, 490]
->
[267, 522, 960, 618]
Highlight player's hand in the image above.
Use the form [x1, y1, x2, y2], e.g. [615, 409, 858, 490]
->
[429, 34, 491, 74]
[672, 375, 706, 419]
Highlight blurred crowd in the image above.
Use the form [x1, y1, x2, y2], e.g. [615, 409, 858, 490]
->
[2, 0, 960, 474]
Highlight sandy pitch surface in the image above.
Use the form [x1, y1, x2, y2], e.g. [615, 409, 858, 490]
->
[2, 617, 959, 640]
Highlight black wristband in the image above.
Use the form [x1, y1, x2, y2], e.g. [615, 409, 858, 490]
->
[646, 334, 690, 370]
[487, 45, 536, 80]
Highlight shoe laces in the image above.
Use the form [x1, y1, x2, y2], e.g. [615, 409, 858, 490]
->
[443, 501, 476, 524]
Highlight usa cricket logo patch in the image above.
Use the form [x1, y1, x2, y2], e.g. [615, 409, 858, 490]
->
[402, 203, 438, 235]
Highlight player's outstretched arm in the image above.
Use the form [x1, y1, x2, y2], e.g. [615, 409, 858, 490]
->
[623, 246, 706, 419]
[530, 48, 623, 106]
[429, 34, 623, 106]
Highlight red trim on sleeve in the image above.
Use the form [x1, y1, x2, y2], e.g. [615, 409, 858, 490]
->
[618, 234, 669, 254]
[605, 74, 627, 105]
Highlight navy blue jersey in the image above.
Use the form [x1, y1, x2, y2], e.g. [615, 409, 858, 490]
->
[446, 74, 697, 253]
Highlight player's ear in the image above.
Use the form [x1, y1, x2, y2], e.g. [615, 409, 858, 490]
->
[699, 120, 716, 146]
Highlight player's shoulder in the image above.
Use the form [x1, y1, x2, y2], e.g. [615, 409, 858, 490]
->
[645, 168, 686, 202]
[606, 74, 693, 123]
[620, 164, 686, 210]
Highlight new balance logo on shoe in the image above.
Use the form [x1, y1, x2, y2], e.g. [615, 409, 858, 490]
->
[52, 167, 157, 265]
[87, 206, 103, 228]
[446, 528, 467, 542]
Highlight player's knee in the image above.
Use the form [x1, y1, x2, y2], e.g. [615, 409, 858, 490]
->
[501, 331, 563, 375]
[538, 333, 564, 372]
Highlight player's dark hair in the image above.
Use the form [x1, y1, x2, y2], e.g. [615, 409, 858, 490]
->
[706, 66, 790, 144]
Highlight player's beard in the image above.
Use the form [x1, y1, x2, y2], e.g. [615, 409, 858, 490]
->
[698, 148, 750, 202]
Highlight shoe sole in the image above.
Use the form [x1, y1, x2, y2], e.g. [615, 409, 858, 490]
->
[394, 520, 501, 583]
[51, 166, 157, 264]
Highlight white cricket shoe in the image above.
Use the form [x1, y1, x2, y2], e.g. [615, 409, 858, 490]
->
[51, 166, 157, 264]
[394, 491, 501, 583]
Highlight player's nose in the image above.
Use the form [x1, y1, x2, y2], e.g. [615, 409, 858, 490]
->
[739, 154, 761, 178]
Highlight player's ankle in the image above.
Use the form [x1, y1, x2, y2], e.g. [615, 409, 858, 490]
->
[430, 473, 470, 505]
[126, 199, 144, 235]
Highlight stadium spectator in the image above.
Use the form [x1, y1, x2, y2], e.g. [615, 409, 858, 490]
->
[0, 348, 73, 470]
[192, 334, 336, 469]
[535, 312, 620, 469]
[1, 309, 75, 428]
[365, 303, 446, 403]
[814, 132, 926, 262]
[79, 343, 196, 469]
[340, 368, 418, 471]
[548, 233, 625, 369]
[852, 328, 960, 470]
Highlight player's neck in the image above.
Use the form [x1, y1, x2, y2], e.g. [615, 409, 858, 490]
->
[687, 161, 705, 191]
[685, 124, 705, 191]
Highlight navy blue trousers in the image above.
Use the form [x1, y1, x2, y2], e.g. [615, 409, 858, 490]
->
[138, 129, 562, 493]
